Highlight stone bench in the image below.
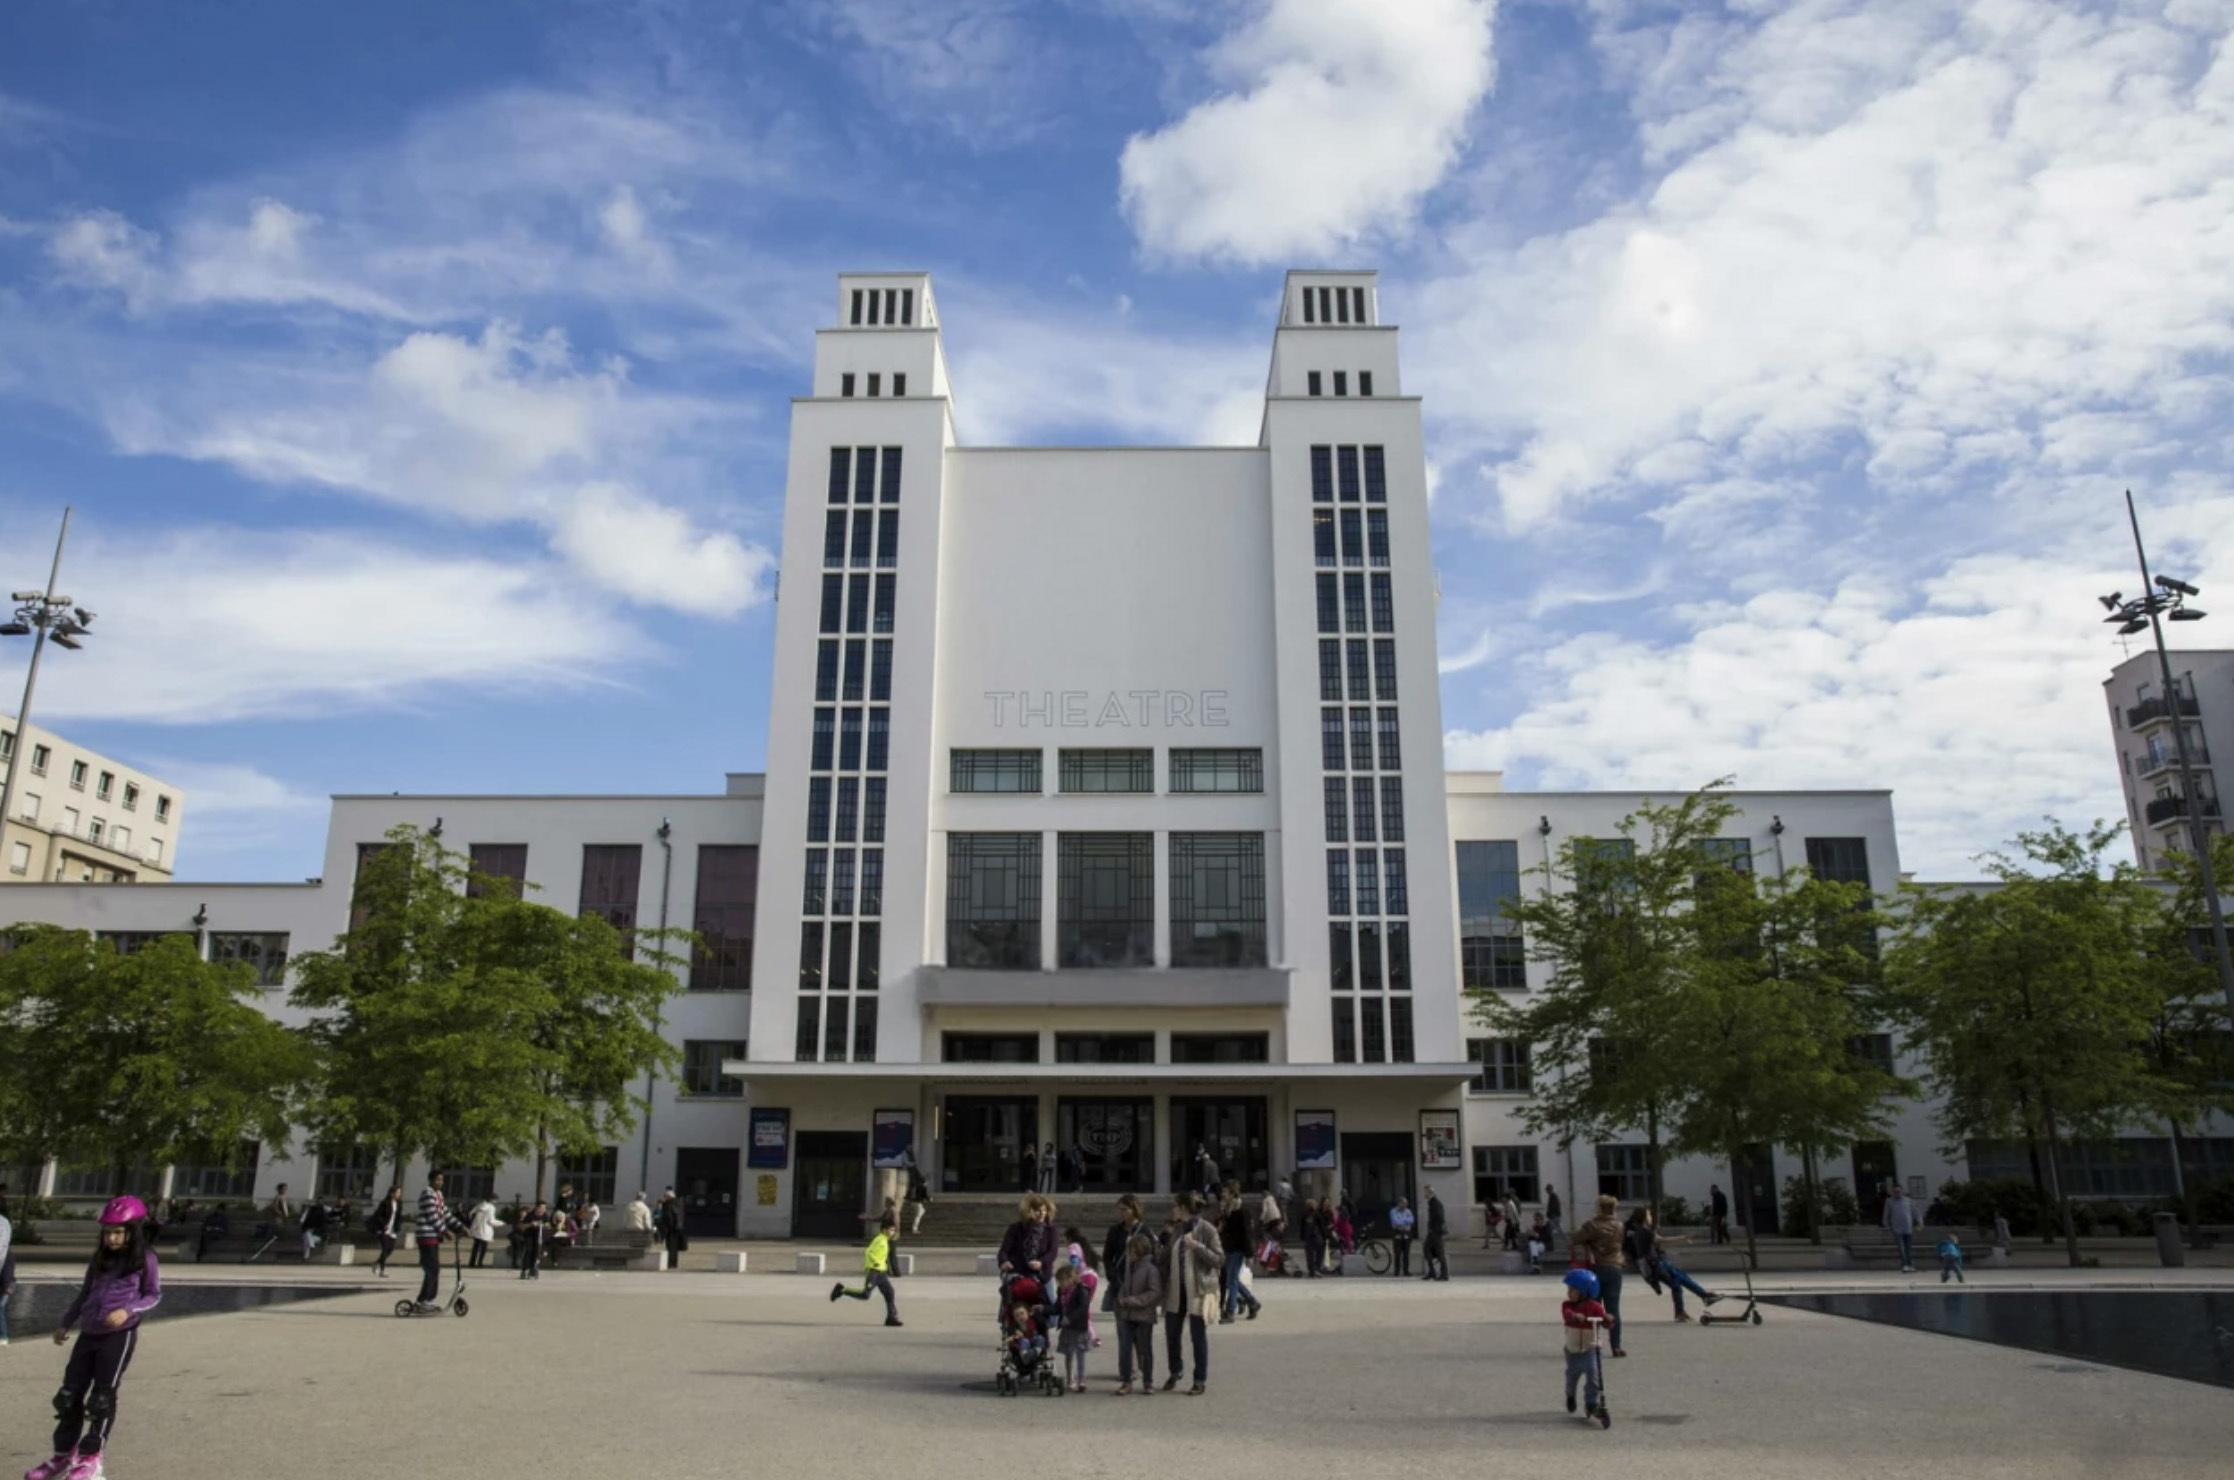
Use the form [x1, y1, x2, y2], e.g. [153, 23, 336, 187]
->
[542, 1231, 663, 1271]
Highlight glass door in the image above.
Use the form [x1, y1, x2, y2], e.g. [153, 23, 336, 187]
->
[1170, 1097, 1269, 1193]
[1055, 1098, 1155, 1191]
[943, 1095, 1038, 1193]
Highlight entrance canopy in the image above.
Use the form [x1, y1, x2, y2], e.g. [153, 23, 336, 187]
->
[724, 1059, 1479, 1088]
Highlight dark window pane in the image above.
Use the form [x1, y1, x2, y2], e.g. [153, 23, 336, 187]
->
[870, 639, 893, 700]
[1358, 922, 1382, 991]
[952, 749, 1043, 792]
[1361, 996, 1386, 1063]
[947, 834, 1042, 969]
[877, 509, 900, 568]
[858, 923, 880, 989]
[846, 573, 869, 633]
[834, 778, 858, 841]
[828, 447, 849, 503]
[806, 779, 832, 842]
[828, 922, 854, 991]
[1356, 850, 1380, 916]
[802, 849, 827, 914]
[842, 640, 866, 701]
[831, 849, 855, 915]
[1367, 509, 1389, 566]
[1805, 836, 1871, 885]
[1317, 573, 1340, 632]
[1324, 778, 1348, 842]
[1168, 833, 1267, 967]
[1329, 923, 1353, 991]
[1352, 777, 1376, 841]
[1056, 1033, 1155, 1063]
[1339, 446, 1361, 502]
[1388, 998, 1414, 1063]
[1058, 833, 1155, 968]
[860, 849, 883, 916]
[1344, 573, 1367, 632]
[854, 446, 877, 503]
[1370, 573, 1394, 633]
[1314, 508, 1336, 567]
[1387, 922, 1411, 991]
[943, 1033, 1040, 1063]
[1347, 638, 1370, 700]
[865, 707, 886, 773]
[1380, 777, 1405, 841]
[839, 709, 862, 770]
[811, 708, 835, 770]
[1378, 708, 1402, 769]
[825, 996, 851, 1061]
[1340, 509, 1363, 567]
[1374, 639, 1397, 700]
[873, 573, 895, 633]
[578, 845, 642, 936]
[1311, 445, 1332, 502]
[1350, 708, 1374, 770]
[799, 922, 823, 992]
[849, 507, 875, 566]
[1169, 1033, 1269, 1064]
[1331, 999, 1356, 1063]
[853, 997, 878, 1062]
[1169, 749, 1263, 793]
[863, 779, 886, 841]
[1364, 445, 1386, 502]
[1322, 709, 1346, 771]
[1385, 848, 1408, 915]
[1326, 849, 1351, 917]
[820, 574, 843, 633]
[1058, 749, 1153, 793]
[824, 509, 847, 566]
[795, 1000, 819, 1062]
[815, 640, 840, 701]
[1319, 640, 1342, 701]
[466, 844, 527, 900]
[881, 447, 903, 503]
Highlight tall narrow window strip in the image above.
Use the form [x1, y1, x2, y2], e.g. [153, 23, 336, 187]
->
[1373, 639, 1398, 700]
[866, 709, 889, 771]
[877, 510, 899, 568]
[849, 290, 863, 327]
[839, 709, 862, 771]
[1322, 710, 1346, 772]
[1313, 508, 1336, 566]
[798, 922, 823, 992]
[1387, 922, 1411, 991]
[880, 447, 903, 504]
[849, 508, 875, 566]
[1359, 370, 1373, 397]
[853, 997, 878, 1062]
[873, 574, 895, 634]
[834, 778, 859, 841]
[1333, 370, 1349, 396]
[1360, 997, 1386, 1063]
[1364, 446, 1387, 503]
[1366, 510, 1389, 567]
[1308, 370, 1322, 396]
[1339, 446, 1361, 502]
[1347, 638, 1371, 700]
[1358, 923, 1383, 991]
[866, 372, 880, 397]
[1385, 848, 1409, 916]
[870, 640, 893, 701]
[1378, 708, 1402, 769]
[1332, 999, 1356, 1063]
[1168, 832, 1268, 968]
[802, 849, 828, 915]
[1380, 778, 1406, 842]
[1352, 777, 1377, 841]
[1340, 508, 1363, 566]
[806, 779, 832, 842]
[1324, 778, 1349, 841]
[1370, 573, 1394, 632]
[1329, 923, 1353, 990]
[1355, 850, 1381, 916]
[823, 510, 847, 566]
[863, 779, 886, 842]
[860, 849, 883, 917]
[841, 372, 855, 398]
[892, 372, 906, 396]
[1352, 286, 1367, 323]
[1327, 850, 1351, 917]
[1336, 287, 1351, 325]
[828, 447, 850, 503]
[854, 447, 877, 503]
[1389, 997, 1414, 1063]
[1350, 708, 1374, 771]
[900, 288, 914, 325]
[842, 640, 866, 701]
[1344, 573, 1367, 633]
[828, 922, 853, 991]
[1303, 289, 1316, 324]
[846, 574, 870, 633]
[1310, 446, 1333, 502]
[795, 999, 819, 1061]
[858, 923, 881, 989]
[1319, 640, 1343, 701]
[820, 575, 843, 634]
[810, 709, 835, 771]
[831, 850, 855, 916]
[824, 997, 850, 1063]
[1317, 573, 1340, 633]
[883, 287, 897, 323]
[815, 640, 840, 702]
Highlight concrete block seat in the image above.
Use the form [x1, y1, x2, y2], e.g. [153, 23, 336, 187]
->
[540, 1229, 663, 1271]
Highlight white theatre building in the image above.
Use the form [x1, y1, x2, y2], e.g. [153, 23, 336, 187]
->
[18, 271, 2212, 1237]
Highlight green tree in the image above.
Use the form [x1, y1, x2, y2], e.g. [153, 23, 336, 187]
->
[1883, 822, 2172, 1267]
[0, 925, 307, 1194]
[2140, 830, 2234, 1241]
[289, 827, 683, 1198]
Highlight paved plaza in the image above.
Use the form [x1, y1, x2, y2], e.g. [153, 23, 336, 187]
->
[1, 1267, 2227, 1480]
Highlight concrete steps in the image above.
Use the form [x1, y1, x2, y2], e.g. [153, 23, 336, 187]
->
[913, 1193, 1141, 1248]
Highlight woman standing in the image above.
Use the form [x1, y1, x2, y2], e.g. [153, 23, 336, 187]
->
[1572, 1195, 1629, 1357]
[466, 1195, 503, 1269]
[1299, 1199, 1325, 1278]
[1101, 1195, 1142, 1318]
[996, 1194, 1057, 1317]
[370, 1185, 403, 1278]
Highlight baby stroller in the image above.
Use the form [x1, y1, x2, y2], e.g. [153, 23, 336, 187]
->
[995, 1274, 1065, 1397]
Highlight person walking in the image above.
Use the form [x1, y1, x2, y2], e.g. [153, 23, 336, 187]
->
[1160, 1195, 1221, 1396]
[1388, 1196, 1416, 1277]
[1067, 1144, 1087, 1195]
[1709, 1183, 1730, 1245]
[412, 1173, 468, 1311]
[1113, 1231, 1163, 1394]
[1882, 1182, 1918, 1273]
[517, 1200, 548, 1280]
[1193, 1144, 1219, 1198]
[1020, 1144, 1039, 1196]
[1037, 1143, 1059, 1195]
[626, 1191, 654, 1234]
[1217, 1192, 1260, 1323]
[904, 1152, 931, 1236]
[655, 1188, 688, 1270]
[831, 1210, 903, 1325]
[1937, 1230, 1966, 1284]
[1501, 1190, 1524, 1252]
[1421, 1186, 1449, 1281]
[26, 1197, 163, 1480]
[1299, 1199, 1325, 1278]
[467, 1196, 504, 1270]
[1544, 1186, 1563, 1249]
[1572, 1194, 1628, 1357]
[1101, 1195, 1143, 1321]
[298, 1198, 326, 1260]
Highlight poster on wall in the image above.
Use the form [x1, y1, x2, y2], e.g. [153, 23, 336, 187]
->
[747, 1108, 791, 1169]
[872, 1109, 915, 1169]
[1419, 1109, 1462, 1171]
[1294, 1110, 1337, 1171]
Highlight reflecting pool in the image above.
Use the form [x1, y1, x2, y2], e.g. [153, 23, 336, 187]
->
[1770, 1291, 2234, 1389]
[3, 1281, 349, 1337]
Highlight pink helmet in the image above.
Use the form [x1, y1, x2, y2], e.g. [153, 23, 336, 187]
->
[98, 1195, 149, 1226]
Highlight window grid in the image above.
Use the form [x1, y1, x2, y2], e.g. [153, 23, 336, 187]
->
[1370, 573, 1394, 632]
[1059, 749, 1154, 794]
[1358, 922, 1382, 990]
[1377, 708, 1402, 769]
[1388, 996, 1414, 1063]
[1385, 848, 1409, 915]
[866, 709, 889, 770]
[1169, 749, 1264, 794]
[802, 850, 827, 914]
[1319, 640, 1342, 701]
[834, 778, 859, 841]
[824, 997, 851, 1062]
[831, 849, 855, 915]
[1326, 850, 1351, 917]
[806, 779, 831, 842]
[1346, 638, 1371, 701]
[952, 749, 1042, 793]
[848, 507, 874, 566]
[1355, 850, 1381, 916]
[863, 778, 887, 841]
[1338, 446, 1361, 502]
[946, 834, 1043, 970]
[870, 640, 893, 700]
[1311, 446, 1333, 502]
[1322, 710, 1346, 772]
[1344, 573, 1367, 633]
[1317, 573, 1340, 633]
[1168, 833, 1268, 967]
[842, 640, 866, 701]
[860, 849, 883, 917]
[1349, 708, 1374, 770]
[799, 923, 823, 992]
[1339, 509, 1363, 566]
[1058, 832, 1156, 968]
[845, 573, 869, 633]
[1374, 639, 1398, 700]
[815, 640, 840, 701]
[1387, 922, 1411, 991]
[1314, 508, 1336, 567]
[1324, 778, 1349, 842]
[1352, 777, 1377, 841]
[1329, 922, 1353, 991]
[823, 510, 847, 566]
[1360, 996, 1386, 1062]
[1331, 999, 1356, 1063]
[1366, 509, 1389, 566]
[1363, 446, 1386, 502]
[1380, 778, 1405, 841]
[1468, 1038, 1533, 1094]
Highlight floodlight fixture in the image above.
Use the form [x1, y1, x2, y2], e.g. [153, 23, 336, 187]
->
[2157, 575, 2199, 597]
[49, 632, 81, 650]
[2170, 608, 2207, 621]
[0, 623, 26, 637]
[2099, 593, 2123, 611]
[10, 591, 40, 602]
[2117, 617, 2150, 635]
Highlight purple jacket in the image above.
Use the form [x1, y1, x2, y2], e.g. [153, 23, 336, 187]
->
[997, 1219, 1056, 1277]
[60, 1251, 162, 1334]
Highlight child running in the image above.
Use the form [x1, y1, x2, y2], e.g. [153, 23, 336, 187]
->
[1053, 1263, 1091, 1392]
[1560, 1267, 1612, 1430]
[831, 1211, 902, 1326]
[28, 1196, 163, 1480]
[1937, 1230, 1966, 1284]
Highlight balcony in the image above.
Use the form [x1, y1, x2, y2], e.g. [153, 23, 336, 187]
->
[2136, 745, 2210, 780]
[2144, 793, 2222, 827]
[2128, 694, 2201, 729]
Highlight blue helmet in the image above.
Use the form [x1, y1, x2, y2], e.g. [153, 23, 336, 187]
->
[1562, 1267, 1600, 1300]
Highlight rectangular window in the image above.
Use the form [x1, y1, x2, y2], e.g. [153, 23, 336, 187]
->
[1332, 370, 1348, 397]
[1473, 1146, 1539, 1206]
[952, 749, 1042, 792]
[811, 708, 835, 770]
[578, 844, 643, 935]
[891, 372, 908, 398]
[901, 288, 914, 325]
[846, 573, 870, 633]
[1848, 1032, 1895, 1075]
[1303, 289, 1316, 324]
[1339, 445, 1361, 502]
[1389, 996, 1414, 1062]
[1359, 370, 1374, 397]
[17, 791, 35, 821]
[849, 507, 874, 566]
[853, 996, 878, 1062]
[690, 845, 757, 992]
[1326, 849, 1351, 917]
[819, 574, 843, 634]
[1332, 999, 1356, 1063]
[942, 1033, 1040, 1064]
[870, 639, 893, 700]
[829, 922, 853, 990]
[866, 372, 881, 397]
[1310, 445, 1333, 502]
[863, 778, 887, 841]
[1352, 776, 1377, 841]
[1058, 833, 1155, 967]
[881, 447, 902, 504]
[7, 841, 27, 875]
[824, 509, 847, 566]
[1347, 638, 1371, 700]
[466, 843, 528, 899]
[1355, 850, 1380, 916]
[795, 999, 820, 1061]
[1317, 573, 1340, 632]
[1056, 1033, 1156, 1063]
[1467, 1038, 1533, 1094]
[96, 771, 113, 801]
[1378, 708, 1402, 769]
[855, 446, 876, 502]
[554, 1146, 619, 1208]
[1340, 508, 1363, 566]
[1329, 923, 1353, 991]
[865, 706, 888, 771]
[1370, 573, 1394, 632]
[1169, 1033, 1270, 1064]
[1324, 778, 1349, 842]
[1387, 921, 1411, 990]
[876, 509, 900, 568]
[1380, 777, 1406, 841]
[873, 573, 895, 633]
[839, 709, 862, 770]
[1322, 709, 1346, 771]
[947, 833, 1042, 969]
[30, 744, 49, 776]
[858, 923, 880, 989]
[842, 640, 866, 701]
[1596, 1145, 1654, 1203]
[830, 848, 855, 915]
[829, 447, 850, 503]
[681, 1041, 746, 1097]
[860, 849, 882, 916]
[1358, 922, 1382, 990]
[1319, 640, 1343, 701]
[815, 640, 840, 701]
[1360, 996, 1385, 1062]
[850, 289, 864, 326]
[1344, 572, 1367, 632]
[1313, 507, 1336, 566]
[802, 849, 827, 914]
[799, 923, 823, 992]
[1363, 445, 1386, 502]
[1169, 832, 1267, 967]
[1373, 639, 1398, 700]
[1352, 286, 1366, 322]
[122, 782, 138, 811]
[1805, 836, 1871, 885]
[208, 932, 290, 987]
[1059, 749, 1153, 793]
[1350, 708, 1374, 770]
[1169, 749, 1264, 793]
[87, 816, 103, 844]
[824, 997, 851, 1062]
[1308, 370, 1322, 396]
[1366, 509, 1389, 567]
[806, 779, 831, 841]
[1335, 287, 1350, 324]
[1457, 840, 1526, 989]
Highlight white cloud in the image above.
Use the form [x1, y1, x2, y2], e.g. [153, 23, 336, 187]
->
[1119, 0, 1498, 263]
[141, 762, 329, 880]
[551, 483, 775, 618]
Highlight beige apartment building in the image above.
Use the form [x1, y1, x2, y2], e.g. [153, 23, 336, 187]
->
[0, 714, 182, 883]
[2102, 650, 2231, 874]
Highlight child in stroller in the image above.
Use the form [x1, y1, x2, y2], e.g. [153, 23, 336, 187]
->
[996, 1274, 1066, 1396]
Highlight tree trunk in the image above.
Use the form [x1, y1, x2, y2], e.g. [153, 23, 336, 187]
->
[1733, 1144, 1760, 1272]
[112, 1155, 130, 1198]
[2022, 1130, 2054, 1244]
[2168, 1118, 2199, 1246]
[534, 1121, 549, 1203]
[1802, 1143, 1824, 1246]
[2038, 1092, 2082, 1269]
[1646, 1104, 1664, 1222]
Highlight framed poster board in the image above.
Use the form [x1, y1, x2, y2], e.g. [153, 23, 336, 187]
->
[747, 1107, 791, 1169]
[1295, 1109, 1337, 1172]
[872, 1109, 915, 1170]
[1419, 1109, 1462, 1171]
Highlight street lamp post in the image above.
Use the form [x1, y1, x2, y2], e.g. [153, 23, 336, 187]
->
[2099, 489, 2234, 1026]
[0, 509, 97, 879]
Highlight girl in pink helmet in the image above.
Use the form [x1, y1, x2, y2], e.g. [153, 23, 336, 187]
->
[27, 1195, 162, 1480]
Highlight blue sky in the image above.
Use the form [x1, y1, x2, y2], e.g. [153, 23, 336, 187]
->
[2, 0, 2231, 881]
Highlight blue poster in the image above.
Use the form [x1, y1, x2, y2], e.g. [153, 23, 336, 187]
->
[1295, 1110, 1336, 1171]
[872, 1109, 914, 1170]
[748, 1107, 790, 1169]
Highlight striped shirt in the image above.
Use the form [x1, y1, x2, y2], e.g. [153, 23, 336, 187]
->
[416, 1187, 463, 1243]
